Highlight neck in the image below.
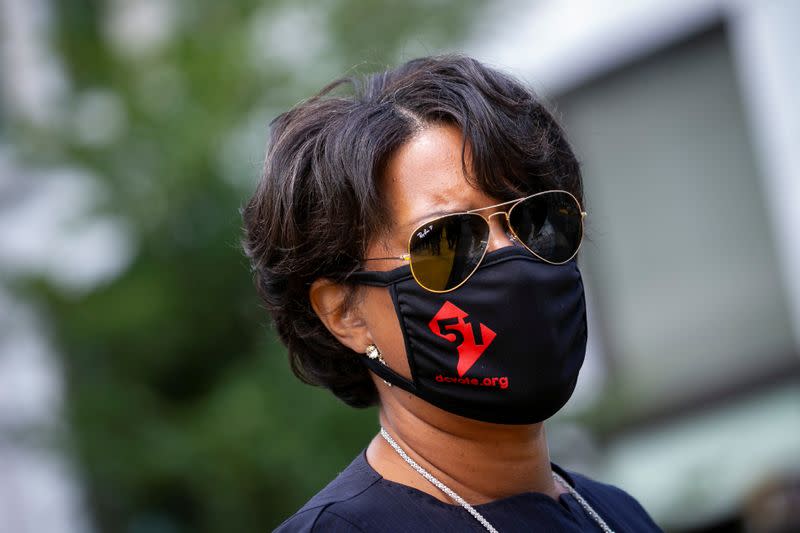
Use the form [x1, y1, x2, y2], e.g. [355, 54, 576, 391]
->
[366, 398, 563, 505]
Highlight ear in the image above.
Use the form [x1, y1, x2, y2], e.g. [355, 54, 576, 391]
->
[309, 278, 371, 354]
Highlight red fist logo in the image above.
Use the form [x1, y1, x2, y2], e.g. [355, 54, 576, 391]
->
[429, 301, 496, 377]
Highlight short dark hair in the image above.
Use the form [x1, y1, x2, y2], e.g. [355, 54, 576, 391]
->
[242, 54, 583, 408]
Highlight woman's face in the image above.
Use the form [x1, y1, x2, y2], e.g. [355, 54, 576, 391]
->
[358, 122, 518, 386]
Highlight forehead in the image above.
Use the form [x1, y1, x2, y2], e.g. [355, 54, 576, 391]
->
[381, 124, 498, 235]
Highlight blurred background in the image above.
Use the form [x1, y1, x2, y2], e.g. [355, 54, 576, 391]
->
[1, 0, 798, 532]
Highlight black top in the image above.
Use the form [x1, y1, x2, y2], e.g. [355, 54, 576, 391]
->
[274, 450, 662, 532]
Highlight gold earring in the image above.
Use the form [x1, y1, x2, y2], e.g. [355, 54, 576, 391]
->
[365, 344, 392, 387]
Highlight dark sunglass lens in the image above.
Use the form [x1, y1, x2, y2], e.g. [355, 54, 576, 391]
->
[509, 191, 582, 263]
[409, 214, 488, 291]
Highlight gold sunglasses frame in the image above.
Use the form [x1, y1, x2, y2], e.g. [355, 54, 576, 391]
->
[363, 189, 588, 293]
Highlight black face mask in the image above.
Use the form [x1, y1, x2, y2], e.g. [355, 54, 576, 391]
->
[348, 246, 588, 424]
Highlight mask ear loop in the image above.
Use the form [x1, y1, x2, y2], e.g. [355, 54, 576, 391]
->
[361, 344, 418, 395]
[365, 344, 392, 387]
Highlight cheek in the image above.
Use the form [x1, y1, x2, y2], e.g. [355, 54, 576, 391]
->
[361, 286, 411, 380]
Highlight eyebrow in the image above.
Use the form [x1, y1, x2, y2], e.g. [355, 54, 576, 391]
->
[402, 208, 466, 230]
[402, 196, 518, 230]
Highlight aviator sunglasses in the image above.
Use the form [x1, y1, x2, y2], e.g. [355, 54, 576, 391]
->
[361, 189, 587, 293]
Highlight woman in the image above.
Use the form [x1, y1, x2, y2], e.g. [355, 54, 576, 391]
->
[243, 55, 661, 532]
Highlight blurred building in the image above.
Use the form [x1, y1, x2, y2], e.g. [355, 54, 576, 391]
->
[469, 0, 800, 531]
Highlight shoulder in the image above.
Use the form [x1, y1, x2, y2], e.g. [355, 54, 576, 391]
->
[564, 467, 644, 507]
[273, 450, 382, 533]
[274, 508, 367, 533]
[273, 451, 461, 532]
[556, 464, 663, 532]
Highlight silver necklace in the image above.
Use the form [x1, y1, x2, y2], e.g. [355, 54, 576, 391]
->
[379, 427, 615, 533]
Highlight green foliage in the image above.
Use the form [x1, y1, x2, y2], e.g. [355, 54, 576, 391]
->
[24, 1, 483, 530]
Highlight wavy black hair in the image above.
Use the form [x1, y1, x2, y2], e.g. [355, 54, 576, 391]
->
[242, 54, 583, 408]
